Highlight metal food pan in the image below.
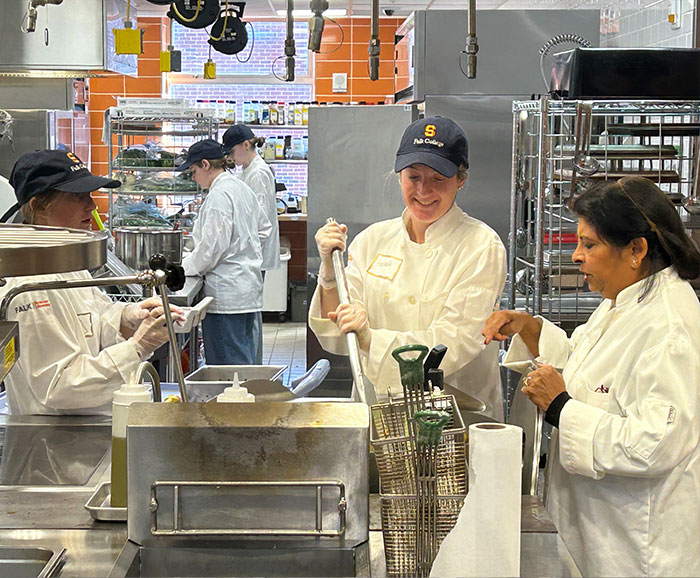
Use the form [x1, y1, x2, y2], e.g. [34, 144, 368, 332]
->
[185, 365, 287, 403]
[84, 481, 127, 522]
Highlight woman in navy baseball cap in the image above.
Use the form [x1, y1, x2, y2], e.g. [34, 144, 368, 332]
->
[0, 149, 182, 415]
[308, 116, 507, 419]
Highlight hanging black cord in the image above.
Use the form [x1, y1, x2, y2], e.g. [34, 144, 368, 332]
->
[236, 21, 255, 62]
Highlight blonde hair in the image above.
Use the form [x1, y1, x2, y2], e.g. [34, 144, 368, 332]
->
[20, 189, 63, 224]
[193, 158, 227, 171]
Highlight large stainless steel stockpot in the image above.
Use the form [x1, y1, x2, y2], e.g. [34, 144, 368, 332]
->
[113, 227, 183, 270]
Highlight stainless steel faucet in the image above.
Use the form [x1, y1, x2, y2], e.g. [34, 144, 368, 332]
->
[134, 361, 162, 403]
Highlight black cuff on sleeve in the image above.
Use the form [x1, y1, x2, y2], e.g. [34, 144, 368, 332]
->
[545, 391, 572, 428]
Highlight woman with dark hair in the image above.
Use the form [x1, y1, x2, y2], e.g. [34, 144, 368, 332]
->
[482, 176, 700, 577]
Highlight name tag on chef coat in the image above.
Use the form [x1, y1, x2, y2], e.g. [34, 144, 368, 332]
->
[367, 254, 403, 280]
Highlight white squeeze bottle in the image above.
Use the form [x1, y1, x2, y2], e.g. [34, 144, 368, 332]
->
[111, 373, 151, 508]
[216, 372, 255, 403]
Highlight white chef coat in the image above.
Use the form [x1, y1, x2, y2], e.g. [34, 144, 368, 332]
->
[505, 266, 700, 577]
[0, 271, 142, 415]
[182, 171, 272, 314]
[240, 154, 280, 271]
[309, 204, 507, 419]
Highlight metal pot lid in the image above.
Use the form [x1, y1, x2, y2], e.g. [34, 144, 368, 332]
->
[113, 226, 183, 234]
[0, 224, 107, 277]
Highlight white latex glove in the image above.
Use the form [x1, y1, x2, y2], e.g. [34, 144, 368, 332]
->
[129, 305, 183, 360]
[315, 221, 347, 288]
[328, 302, 371, 352]
[121, 296, 183, 330]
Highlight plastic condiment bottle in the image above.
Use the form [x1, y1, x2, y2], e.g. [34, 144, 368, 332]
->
[216, 372, 255, 403]
[111, 374, 151, 508]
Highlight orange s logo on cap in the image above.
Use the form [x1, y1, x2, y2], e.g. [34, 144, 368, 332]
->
[424, 124, 436, 137]
[66, 152, 80, 164]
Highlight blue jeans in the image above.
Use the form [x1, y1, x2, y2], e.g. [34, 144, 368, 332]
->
[202, 313, 256, 365]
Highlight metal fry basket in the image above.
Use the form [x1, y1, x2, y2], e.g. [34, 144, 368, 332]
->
[380, 494, 465, 577]
[370, 394, 467, 496]
[370, 394, 468, 577]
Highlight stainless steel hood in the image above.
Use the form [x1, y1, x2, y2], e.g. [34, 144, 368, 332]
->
[0, 0, 137, 76]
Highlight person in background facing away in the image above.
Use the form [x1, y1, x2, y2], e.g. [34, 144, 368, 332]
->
[179, 139, 272, 365]
[222, 124, 280, 364]
[482, 176, 700, 577]
[309, 116, 507, 419]
[2, 150, 181, 415]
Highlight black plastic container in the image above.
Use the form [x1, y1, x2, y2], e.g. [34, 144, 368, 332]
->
[550, 48, 700, 99]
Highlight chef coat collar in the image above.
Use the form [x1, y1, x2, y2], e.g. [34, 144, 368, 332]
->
[204, 171, 229, 192]
[612, 265, 675, 309]
[242, 153, 263, 177]
[401, 203, 462, 245]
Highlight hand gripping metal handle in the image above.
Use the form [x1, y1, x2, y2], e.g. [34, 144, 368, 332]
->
[325, 217, 376, 404]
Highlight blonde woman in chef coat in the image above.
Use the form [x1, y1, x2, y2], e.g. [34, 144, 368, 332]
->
[309, 116, 507, 419]
[2, 150, 180, 415]
[482, 176, 700, 577]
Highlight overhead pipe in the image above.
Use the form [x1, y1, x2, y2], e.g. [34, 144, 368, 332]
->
[22, 0, 64, 33]
[284, 0, 296, 81]
[463, 0, 478, 78]
[308, 0, 328, 52]
[368, 0, 380, 80]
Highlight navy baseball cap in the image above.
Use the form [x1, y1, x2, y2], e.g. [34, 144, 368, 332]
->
[176, 139, 225, 172]
[394, 116, 469, 178]
[9, 149, 120, 206]
[222, 124, 255, 154]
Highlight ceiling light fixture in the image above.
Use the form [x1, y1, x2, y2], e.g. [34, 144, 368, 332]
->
[275, 8, 346, 17]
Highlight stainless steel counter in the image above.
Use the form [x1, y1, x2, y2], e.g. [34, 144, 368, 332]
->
[0, 415, 581, 577]
[167, 276, 203, 307]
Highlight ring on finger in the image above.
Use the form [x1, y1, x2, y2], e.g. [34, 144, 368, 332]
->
[524, 376, 531, 386]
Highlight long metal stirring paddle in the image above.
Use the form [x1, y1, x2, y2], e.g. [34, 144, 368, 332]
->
[325, 217, 377, 405]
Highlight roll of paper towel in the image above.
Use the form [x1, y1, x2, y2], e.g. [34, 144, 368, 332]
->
[430, 422, 523, 577]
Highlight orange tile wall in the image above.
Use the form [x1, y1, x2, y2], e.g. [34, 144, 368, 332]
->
[88, 17, 169, 225]
[86, 16, 401, 226]
[314, 17, 402, 103]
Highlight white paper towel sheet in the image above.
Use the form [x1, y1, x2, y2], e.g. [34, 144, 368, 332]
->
[430, 423, 523, 578]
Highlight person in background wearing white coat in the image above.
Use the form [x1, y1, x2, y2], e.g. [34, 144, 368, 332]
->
[179, 139, 272, 365]
[309, 117, 507, 419]
[482, 176, 700, 577]
[222, 124, 280, 364]
[2, 150, 181, 415]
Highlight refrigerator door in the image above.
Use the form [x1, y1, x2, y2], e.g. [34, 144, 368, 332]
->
[306, 104, 418, 396]
[0, 109, 90, 180]
[423, 94, 521, 244]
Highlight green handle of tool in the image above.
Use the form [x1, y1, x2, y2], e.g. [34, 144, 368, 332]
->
[414, 409, 451, 447]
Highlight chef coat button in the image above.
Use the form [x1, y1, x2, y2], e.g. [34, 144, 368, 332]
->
[409, 296, 417, 305]
[426, 248, 436, 258]
[383, 292, 390, 302]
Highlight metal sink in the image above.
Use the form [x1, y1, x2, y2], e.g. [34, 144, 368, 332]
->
[0, 546, 64, 578]
[109, 540, 369, 577]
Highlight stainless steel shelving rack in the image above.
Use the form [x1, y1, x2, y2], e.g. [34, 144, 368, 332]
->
[508, 97, 700, 332]
[106, 109, 217, 232]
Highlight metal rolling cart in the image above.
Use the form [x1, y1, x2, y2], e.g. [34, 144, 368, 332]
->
[370, 345, 468, 578]
[106, 101, 217, 235]
[507, 97, 700, 493]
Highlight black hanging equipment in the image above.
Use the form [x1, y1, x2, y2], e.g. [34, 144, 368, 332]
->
[208, 3, 248, 55]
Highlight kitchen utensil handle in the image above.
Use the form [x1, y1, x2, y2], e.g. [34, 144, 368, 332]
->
[325, 217, 372, 404]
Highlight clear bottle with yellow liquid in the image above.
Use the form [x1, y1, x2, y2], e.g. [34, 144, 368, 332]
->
[111, 375, 152, 508]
